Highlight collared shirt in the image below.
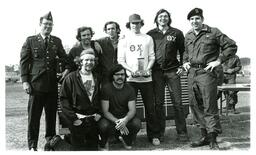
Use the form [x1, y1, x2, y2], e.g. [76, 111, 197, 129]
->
[184, 24, 237, 65]
[147, 27, 185, 70]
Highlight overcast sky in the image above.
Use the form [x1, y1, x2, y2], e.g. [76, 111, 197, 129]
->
[1, 0, 255, 65]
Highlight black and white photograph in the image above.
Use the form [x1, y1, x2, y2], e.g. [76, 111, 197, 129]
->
[2, 0, 254, 152]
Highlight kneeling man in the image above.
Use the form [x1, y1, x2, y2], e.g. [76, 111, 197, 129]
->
[98, 64, 141, 150]
[60, 48, 101, 150]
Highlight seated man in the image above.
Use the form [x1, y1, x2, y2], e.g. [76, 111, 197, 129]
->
[60, 48, 101, 150]
[98, 64, 141, 150]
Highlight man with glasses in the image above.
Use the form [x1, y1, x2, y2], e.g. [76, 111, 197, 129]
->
[20, 11, 71, 151]
[118, 14, 160, 146]
[98, 64, 141, 150]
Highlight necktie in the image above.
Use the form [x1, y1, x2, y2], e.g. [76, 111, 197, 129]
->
[44, 36, 48, 50]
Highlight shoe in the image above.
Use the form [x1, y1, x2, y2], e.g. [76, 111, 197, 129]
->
[152, 138, 160, 146]
[190, 136, 210, 147]
[159, 136, 165, 142]
[177, 133, 190, 142]
[209, 141, 220, 150]
[99, 141, 109, 151]
[29, 147, 37, 151]
[44, 142, 52, 151]
[118, 136, 132, 150]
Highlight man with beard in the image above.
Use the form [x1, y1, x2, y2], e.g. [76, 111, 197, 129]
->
[183, 8, 237, 149]
[20, 11, 71, 151]
[97, 21, 121, 85]
[98, 64, 141, 150]
[60, 48, 102, 150]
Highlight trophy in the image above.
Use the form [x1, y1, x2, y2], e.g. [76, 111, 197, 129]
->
[132, 58, 150, 78]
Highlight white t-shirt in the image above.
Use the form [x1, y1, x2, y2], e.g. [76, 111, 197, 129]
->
[118, 32, 155, 82]
[80, 73, 95, 101]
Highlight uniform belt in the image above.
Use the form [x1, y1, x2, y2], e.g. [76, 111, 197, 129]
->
[75, 113, 96, 119]
[190, 64, 207, 68]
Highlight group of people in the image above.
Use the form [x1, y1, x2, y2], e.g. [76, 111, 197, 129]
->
[20, 7, 240, 151]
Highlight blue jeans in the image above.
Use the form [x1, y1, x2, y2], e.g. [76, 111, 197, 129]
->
[152, 69, 187, 136]
[128, 82, 160, 140]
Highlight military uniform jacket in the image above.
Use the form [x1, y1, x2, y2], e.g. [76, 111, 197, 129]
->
[20, 34, 70, 93]
[184, 24, 237, 65]
[223, 55, 242, 79]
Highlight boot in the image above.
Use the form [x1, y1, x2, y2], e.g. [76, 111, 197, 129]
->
[231, 104, 240, 114]
[209, 132, 219, 150]
[190, 128, 210, 147]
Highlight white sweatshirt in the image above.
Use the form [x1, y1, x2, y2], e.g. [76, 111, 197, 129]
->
[118, 32, 155, 82]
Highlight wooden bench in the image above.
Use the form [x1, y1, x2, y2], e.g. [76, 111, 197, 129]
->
[57, 74, 189, 135]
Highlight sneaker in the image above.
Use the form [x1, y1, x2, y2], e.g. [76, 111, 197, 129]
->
[152, 138, 160, 146]
[118, 136, 132, 150]
[29, 147, 37, 151]
[177, 133, 189, 142]
[99, 141, 109, 151]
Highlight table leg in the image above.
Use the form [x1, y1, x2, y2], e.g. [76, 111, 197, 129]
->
[225, 92, 229, 116]
[220, 91, 222, 115]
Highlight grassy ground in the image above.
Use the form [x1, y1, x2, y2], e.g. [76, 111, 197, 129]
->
[5, 81, 250, 151]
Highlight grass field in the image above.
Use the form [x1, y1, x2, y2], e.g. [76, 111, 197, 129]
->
[5, 80, 250, 151]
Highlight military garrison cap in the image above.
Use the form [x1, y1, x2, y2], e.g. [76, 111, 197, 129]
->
[41, 11, 53, 21]
[187, 8, 203, 20]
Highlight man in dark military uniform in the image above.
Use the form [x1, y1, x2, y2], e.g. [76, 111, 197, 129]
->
[20, 12, 71, 151]
[183, 8, 237, 149]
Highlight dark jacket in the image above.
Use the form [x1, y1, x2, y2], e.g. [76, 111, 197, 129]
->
[59, 71, 101, 128]
[97, 37, 118, 75]
[147, 27, 184, 71]
[20, 34, 71, 93]
[223, 55, 241, 79]
[184, 24, 237, 65]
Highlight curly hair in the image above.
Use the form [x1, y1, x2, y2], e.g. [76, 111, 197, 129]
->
[76, 26, 95, 41]
[108, 64, 127, 82]
[103, 21, 121, 35]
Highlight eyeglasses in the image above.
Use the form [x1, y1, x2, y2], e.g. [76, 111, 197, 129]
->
[41, 23, 53, 26]
[131, 22, 140, 25]
[114, 73, 125, 76]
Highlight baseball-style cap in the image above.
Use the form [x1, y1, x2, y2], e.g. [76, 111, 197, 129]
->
[128, 14, 143, 23]
[187, 8, 203, 20]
